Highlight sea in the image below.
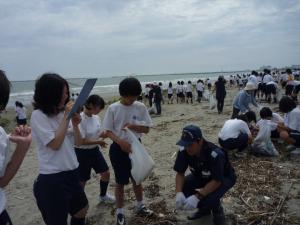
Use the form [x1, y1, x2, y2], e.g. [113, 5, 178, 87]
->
[8, 71, 250, 107]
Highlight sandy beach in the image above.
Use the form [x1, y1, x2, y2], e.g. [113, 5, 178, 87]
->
[1, 87, 299, 225]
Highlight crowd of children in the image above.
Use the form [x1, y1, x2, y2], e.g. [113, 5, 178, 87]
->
[0, 68, 299, 225]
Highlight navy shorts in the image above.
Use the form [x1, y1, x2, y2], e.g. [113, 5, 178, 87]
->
[17, 118, 27, 125]
[186, 92, 193, 98]
[0, 210, 13, 225]
[257, 83, 263, 91]
[290, 130, 300, 147]
[75, 146, 109, 182]
[286, 84, 294, 95]
[33, 169, 88, 225]
[265, 84, 276, 95]
[261, 83, 267, 93]
[168, 94, 173, 99]
[293, 84, 300, 95]
[109, 142, 132, 185]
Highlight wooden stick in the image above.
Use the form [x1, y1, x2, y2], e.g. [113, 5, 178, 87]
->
[270, 182, 294, 225]
[240, 195, 254, 211]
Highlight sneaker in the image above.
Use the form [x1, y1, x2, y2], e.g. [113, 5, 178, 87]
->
[212, 203, 225, 225]
[136, 205, 153, 216]
[291, 148, 300, 155]
[99, 193, 116, 204]
[234, 151, 247, 158]
[116, 213, 126, 225]
[187, 208, 211, 220]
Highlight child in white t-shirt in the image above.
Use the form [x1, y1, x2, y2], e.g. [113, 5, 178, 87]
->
[102, 77, 153, 225]
[15, 101, 27, 125]
[167, 82, 174, 104]
[196, 80, 204, 103]
[0, 70, 32, 225]
[75, 94, 115, 204]
[252, 107, 281, 156]
[31, 73, 88, 225]
[257, 107, 283, 139]
[186, 81, 193, 104]
[278, 97, 300, 154]
[218, 114, 253, 158]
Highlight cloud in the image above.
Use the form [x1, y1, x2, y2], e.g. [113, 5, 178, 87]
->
[0, 0, 299, 80]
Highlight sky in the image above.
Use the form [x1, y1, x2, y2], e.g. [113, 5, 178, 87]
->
[0, 0, 300, 81]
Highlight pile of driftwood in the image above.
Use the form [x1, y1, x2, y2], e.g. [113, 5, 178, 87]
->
[228, 156, 299, 225]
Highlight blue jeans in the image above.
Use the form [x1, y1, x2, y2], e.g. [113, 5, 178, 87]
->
[182, 174, 236, 210]
[219, 133, 249, 152]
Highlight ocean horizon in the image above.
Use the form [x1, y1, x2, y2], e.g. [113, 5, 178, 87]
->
[8, 70, 250, 108]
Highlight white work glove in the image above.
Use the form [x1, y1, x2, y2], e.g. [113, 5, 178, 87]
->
[175, 192, 186, 210]
[183, 195, 199, 211]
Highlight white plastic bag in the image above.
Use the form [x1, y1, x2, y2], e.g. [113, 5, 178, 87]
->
[203, 90, 209, 101]
[209, 94, 217, 110]
[126, 128, 155, 185]
[252, 120, 279, 156]
[275, 89, 282, 102]
[148, 105, 156, 115]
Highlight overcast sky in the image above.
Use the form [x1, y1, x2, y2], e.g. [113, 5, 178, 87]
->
[0, 0, 300, 81]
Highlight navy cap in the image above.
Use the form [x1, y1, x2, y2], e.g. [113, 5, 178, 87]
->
[176, 125, 202, 148]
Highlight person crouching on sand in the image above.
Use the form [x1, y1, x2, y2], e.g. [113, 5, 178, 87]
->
[174, 125, 236, 225]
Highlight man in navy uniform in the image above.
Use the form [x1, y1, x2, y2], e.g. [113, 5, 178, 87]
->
[174, 125, 236, 224]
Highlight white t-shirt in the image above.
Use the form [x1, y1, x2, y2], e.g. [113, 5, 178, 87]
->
[16, 106, 26, 120]
[284, 107, 300, 132]
[257, 76, 262, 83]
[196, 83, 204, 92]
[167, 87, 173, 94]
[263, 74, 273, 83]
[218, 119, 251, 140]
[78, 112, 102, 149]
[256, 113, 283, 131]
[31, 110, 79, 174]
[178, 85, 183, 93]
[0, 127, 9, 214]
[186, 84, 193, 93]
[248, 75, 258, 87]
[145, 87, 150, 95]
[280, 73, 288, 82]
[103, 101, 153, 142]
[271, 112, 284, 124]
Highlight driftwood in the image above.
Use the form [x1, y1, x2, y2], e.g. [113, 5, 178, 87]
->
[269, 182, 294, 225]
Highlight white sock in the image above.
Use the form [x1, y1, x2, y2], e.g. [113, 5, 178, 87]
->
[116, 208, 124, 215]
[136, 200, 144, 209]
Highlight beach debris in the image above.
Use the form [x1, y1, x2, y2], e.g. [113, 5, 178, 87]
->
[171, 151, 177, 159]
[227, 156, 300, 225]
[128, 199, 178, 225]
[144, 183, 160, 198]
